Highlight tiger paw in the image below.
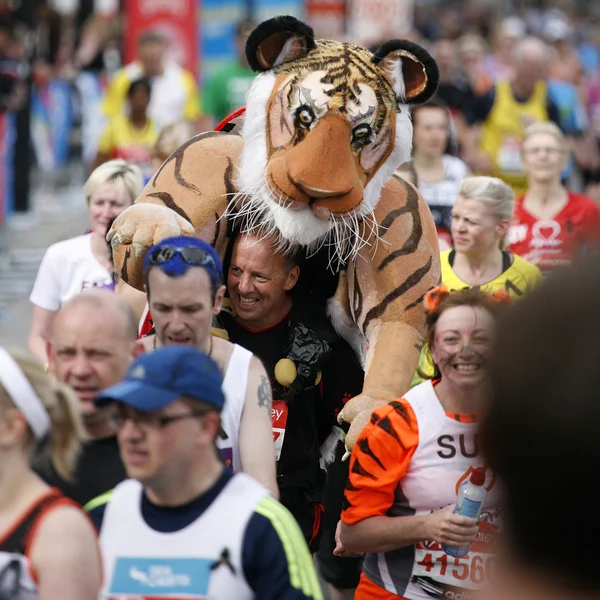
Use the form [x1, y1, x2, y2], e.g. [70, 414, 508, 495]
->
[108, 203, 196, 291]
[337, 393, 387, 426]
[341, 407, 381, 458]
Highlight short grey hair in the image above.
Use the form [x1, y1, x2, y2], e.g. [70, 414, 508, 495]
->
[522, 121, 568, 151]
[84, 159, 144, 205]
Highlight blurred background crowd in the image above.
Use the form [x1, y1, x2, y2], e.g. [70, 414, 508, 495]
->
[0, 0, 599, 220]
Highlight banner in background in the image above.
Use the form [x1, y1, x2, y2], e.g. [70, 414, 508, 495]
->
[30, 80, 72, 173]
[306, 0, 346, 40]
[253, 0, 304, 22]
[125, 0, 198, 76]
[199, 0, 304, 85]
[199, 0, 246, 83]
[347, 0, 413, 47]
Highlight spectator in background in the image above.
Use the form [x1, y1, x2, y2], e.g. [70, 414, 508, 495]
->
[103, 30, 199, 131]
[542, 12, 582, 86]
[482, 16, 526, 82]
[397, 97, 469, 249]
[28, 160, 143, 363]
[461, 37, 561, 197]
[0, 347, 101, 599]
[0, 16, 24, 112]
[455, 34, 493, 96]
[93, 77, 158, 183]
[508, 122, 600, 273]
[202, 19, 256, 126]
[150, 120, 195, 173]
[541, 16, 600, 186]
[430, 39, 473, 120]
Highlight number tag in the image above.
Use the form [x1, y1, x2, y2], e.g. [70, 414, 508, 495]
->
[272, 400, 289, 461]
[497, 136, 523, 173]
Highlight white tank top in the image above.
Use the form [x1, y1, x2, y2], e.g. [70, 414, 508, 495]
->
[99, 474, 268, 600]
[218, 344, 252, 472]
[363, 381, 502, 599]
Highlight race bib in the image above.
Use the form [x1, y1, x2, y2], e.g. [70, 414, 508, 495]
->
[413, 546, 493, 593]
[412, 515, 499, 595]
[272, 400, 289, 461]
[497, 136, 523, 173]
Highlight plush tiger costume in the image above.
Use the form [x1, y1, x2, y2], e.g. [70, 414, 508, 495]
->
[109, 16, 441, 450]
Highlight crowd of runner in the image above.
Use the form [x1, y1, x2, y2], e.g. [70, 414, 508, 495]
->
[1, 4, 600, 600]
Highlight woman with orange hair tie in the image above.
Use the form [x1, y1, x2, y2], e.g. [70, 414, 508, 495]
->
[335, 287, 508, 600]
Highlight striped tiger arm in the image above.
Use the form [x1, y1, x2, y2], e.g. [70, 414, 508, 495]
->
[110, 132, 242, 290]
[339, 175, 441, 441]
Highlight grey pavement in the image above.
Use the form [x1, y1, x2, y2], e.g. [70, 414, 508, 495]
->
[0, 163, 89, 348]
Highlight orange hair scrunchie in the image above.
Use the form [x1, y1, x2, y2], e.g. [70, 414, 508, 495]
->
[424, 285, 450, 313]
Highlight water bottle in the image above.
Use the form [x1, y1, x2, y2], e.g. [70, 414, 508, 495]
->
[442, 467, 487, 557]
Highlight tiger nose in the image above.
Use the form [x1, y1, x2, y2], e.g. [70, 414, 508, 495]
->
[286, 115, 360, 198]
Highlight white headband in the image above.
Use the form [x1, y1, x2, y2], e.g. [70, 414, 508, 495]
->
[0, 348, 51, 440]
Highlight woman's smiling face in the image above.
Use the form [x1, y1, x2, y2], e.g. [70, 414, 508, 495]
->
[431, 304, 496, 389]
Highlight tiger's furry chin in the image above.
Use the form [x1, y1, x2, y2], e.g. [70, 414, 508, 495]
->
[236, 70, 413, 254]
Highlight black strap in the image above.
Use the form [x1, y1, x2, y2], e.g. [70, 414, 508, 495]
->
[448, 250, 512, 274]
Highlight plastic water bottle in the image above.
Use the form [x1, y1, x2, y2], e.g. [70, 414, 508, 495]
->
[442, 467, 487, 557]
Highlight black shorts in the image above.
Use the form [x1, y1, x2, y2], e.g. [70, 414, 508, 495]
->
[279, 470, 327, 554]
[317, 440, 363, 589]
[286, 499, 324, 554]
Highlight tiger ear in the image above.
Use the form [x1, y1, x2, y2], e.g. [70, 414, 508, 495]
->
[245, 15, 316, 72]
[371, 40, 439, 105]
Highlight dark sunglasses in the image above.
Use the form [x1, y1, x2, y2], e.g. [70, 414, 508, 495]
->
[147, 245, 220, 273]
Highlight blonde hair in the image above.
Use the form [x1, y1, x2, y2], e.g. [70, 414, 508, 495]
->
[458, 176, 515, 249]
[84, 159, 144, 204]
[0, 349, 82, 480]
[152, 122, 195, 164]
[522, 121, 569, 152]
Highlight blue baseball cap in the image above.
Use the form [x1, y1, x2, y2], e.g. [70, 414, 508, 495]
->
[95, 346, 225, 412]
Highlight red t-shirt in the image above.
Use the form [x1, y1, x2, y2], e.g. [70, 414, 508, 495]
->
[508, 191, 600, 272]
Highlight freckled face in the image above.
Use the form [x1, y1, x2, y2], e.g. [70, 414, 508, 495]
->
[431, 305, 495, 389]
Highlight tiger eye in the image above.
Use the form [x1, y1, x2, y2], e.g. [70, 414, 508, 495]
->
[298, 110, 313, 124]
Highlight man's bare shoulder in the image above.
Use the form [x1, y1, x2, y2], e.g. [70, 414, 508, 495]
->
[212, 336, 265, 378]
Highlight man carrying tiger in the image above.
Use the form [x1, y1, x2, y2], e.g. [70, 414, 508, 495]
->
[107, 15, 441, 456]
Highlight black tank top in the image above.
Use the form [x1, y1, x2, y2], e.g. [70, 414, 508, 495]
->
[0, 489, 70, 599]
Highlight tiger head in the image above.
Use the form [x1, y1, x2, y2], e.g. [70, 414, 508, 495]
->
[234, 16, 439, 258]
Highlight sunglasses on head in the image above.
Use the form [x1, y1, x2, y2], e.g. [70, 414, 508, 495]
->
[147, 245, 218, 271]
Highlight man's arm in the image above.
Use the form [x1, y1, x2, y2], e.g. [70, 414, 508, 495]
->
[238, 355, 279, 498]
[242, 496, 324, 600]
